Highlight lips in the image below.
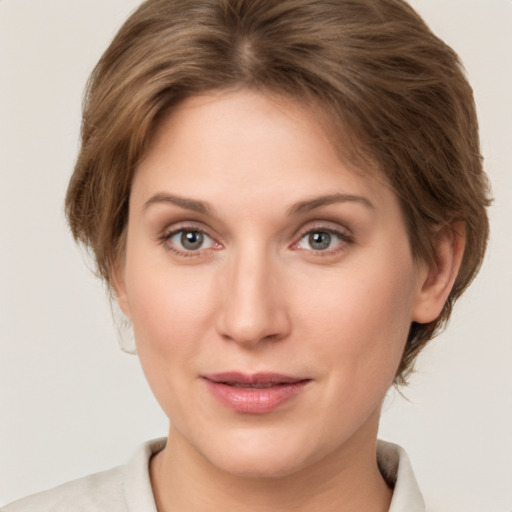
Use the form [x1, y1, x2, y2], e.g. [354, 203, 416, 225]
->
[202, 372, 311, 414]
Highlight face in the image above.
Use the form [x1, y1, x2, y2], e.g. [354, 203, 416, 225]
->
[116, 90, 429, 478]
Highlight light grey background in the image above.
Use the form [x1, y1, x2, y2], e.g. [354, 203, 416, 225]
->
[1, 1, 511, 510]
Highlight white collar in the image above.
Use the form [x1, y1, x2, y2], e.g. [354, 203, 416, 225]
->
[378, 440, 426, 512]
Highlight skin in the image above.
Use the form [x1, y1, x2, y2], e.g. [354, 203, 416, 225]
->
[114, 90, 464, 512]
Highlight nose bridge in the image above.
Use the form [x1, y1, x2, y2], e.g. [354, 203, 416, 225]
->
[216, 242, 289, 346]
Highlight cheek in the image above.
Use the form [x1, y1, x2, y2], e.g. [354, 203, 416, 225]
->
[129, 279, 203, 346]
[123, 245, 218, 373]
[293, 255, 415, 380]
[124, 258, 218, 417]
[125, 246, 213, 343]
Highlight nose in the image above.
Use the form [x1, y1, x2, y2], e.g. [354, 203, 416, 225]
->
[215, 247, 291, 347]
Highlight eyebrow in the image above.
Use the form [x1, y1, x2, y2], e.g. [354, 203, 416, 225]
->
[143, 193, 214, 215]
[286, 193, 375, 216]
[143, 192, 375, 216]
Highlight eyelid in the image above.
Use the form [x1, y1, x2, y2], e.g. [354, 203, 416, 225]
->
[290, 221, 354, 254]
[158, 222, 222, 257]
[294, 220, 353, 240]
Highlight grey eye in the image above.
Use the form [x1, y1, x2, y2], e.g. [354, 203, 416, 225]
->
[308, 232, 332, 251]
[170, 230, 213, 251]
[296, 229, 347, 252]
[181, 231, 204, 250]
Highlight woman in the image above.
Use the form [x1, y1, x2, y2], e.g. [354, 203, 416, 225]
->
[3, 0, 492, 510]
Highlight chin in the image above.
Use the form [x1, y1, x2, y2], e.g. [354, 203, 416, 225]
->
[211, 449, 309, 479]
[196, 426, 326, 480]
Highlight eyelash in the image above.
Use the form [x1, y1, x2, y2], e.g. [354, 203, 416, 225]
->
[292, 225, 353, 257]
[157, 223, 353, 258]
[158, 224, 219, 258]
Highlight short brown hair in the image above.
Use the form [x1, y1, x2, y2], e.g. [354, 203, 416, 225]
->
[65, 0, 491, 383]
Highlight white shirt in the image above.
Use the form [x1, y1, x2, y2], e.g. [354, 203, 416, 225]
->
[3, 438, 425, 511]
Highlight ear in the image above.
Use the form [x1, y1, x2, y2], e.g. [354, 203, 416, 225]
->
[110, 255, 131, 320]
[412, 221, 465, 324]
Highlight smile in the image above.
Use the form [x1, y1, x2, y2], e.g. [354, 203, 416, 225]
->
[202, 372, 311, 414]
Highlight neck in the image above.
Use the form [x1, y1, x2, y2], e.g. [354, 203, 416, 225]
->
[150, 425, 392, 512]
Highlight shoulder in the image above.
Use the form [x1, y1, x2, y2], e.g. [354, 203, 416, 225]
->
[3, 438, 166, 512]
[2, 465, 125, 512]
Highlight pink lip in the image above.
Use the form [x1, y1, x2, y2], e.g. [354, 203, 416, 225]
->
[202, 372, 311, 414]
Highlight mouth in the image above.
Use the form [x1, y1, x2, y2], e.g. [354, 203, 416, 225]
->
[222, 382, 290, 388]
[202, 372, 311, 414]
[204, 371, 310, 386]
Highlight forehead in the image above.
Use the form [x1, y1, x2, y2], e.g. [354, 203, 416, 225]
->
[132, 89, 394, 217]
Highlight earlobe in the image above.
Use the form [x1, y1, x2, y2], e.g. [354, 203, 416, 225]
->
[412, 221, 465, 324]
[111, 256, 131, 319]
